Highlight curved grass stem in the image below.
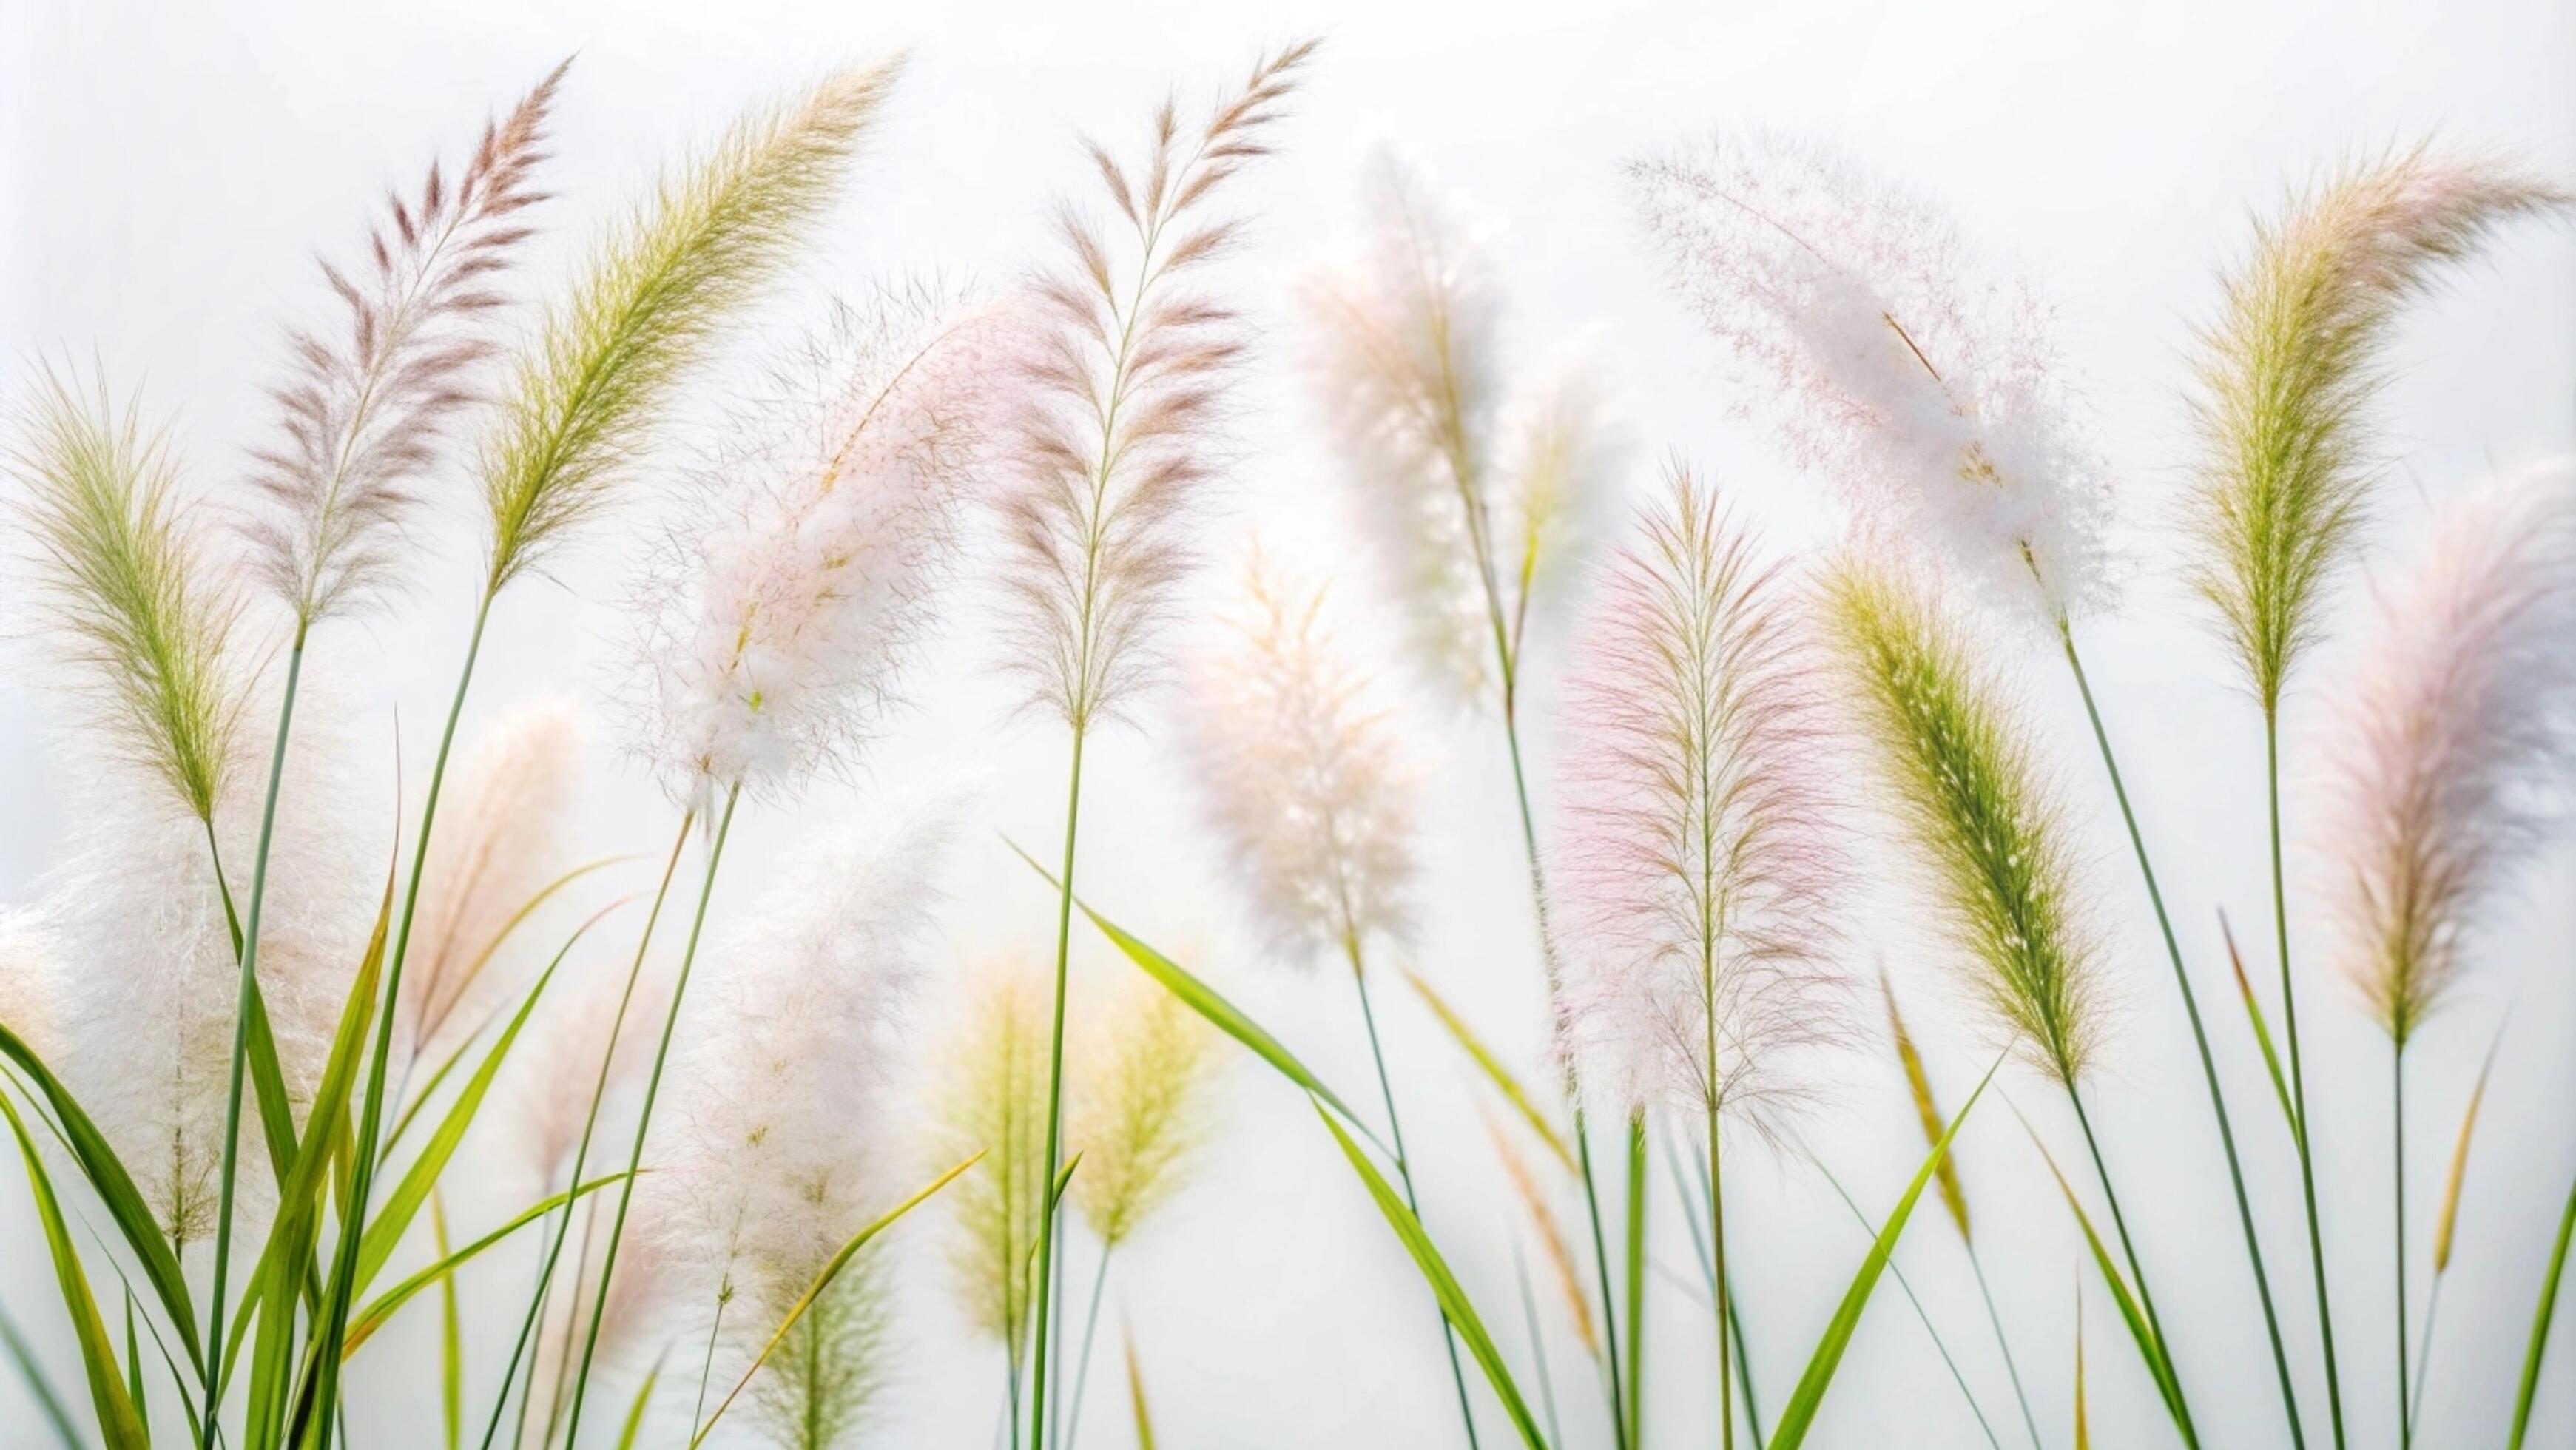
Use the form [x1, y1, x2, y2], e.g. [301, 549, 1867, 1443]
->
[2268, 708, 2347, 1450]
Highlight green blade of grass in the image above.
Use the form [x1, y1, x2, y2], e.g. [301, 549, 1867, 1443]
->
[2509, 1166, 2576, 1449]
[616, 1351, 665, 1450]
[2020, 1121, 2187, 1437]
[0, 1024, 202, 1377]
[1809, 1159, 2000, 1449]
[691, 1151, 985, 1447]
[1008, 841, 1389, 1158]
[1767, 1056, 2000, 1450]
[2219, 913, 2298, 1147]
[434, 1194, 462, 1450]
[1124, 1322, 1157, 1450]
[341, 1173, 627, 1357]
[0, 1296, 84, 1449]
[0, 1088, 149, 1450]
[1315, 1099, 1549, 1449]
[354, 903, 618, 1297]
[1404, 970, 1575, 1176]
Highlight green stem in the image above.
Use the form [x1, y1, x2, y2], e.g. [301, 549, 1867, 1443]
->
[311, 596, 493, 1441]
[560, 784, 742, 1446]
[1709, 1102, 1730, 1450]
[2268, 707, 2347, 1450]
[2409, 1272, 2442, 1429]
[1351, 945, 1483, 1447]
[2508, 1167, 2576, 1449]
[2065, 1085, 2198, 1448]
[2394, 1048, 2410, 1450]
[1965, 1241, 2041, 1450]
[1575, 1113, 1627, 1449]
[1623, 1115, 1646, 1450]
[1062, 1247, 1113, 1450]
[201, 634, 304, 1446]
[1512, 1245, 1567, 1449]
[690, 1286, 732, 1442]
[2060, 630, 2304, 1448]
[477, 812, 693, 1450]
[1030, 724, 1088, 1450]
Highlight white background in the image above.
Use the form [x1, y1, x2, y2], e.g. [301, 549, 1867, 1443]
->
[3, 0, 2572, 1446]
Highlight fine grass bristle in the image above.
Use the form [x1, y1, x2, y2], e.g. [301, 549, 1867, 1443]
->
[1826, 558, 2102, 1087]
[2185, 146, 2572, 709]
[1480, 1106, 1599, 1360]
[10, 368, 245, 826]
[1880, 974, 1969, 1243]
[1070, 974, 1224, 1250]
[482, 59, 901, 594]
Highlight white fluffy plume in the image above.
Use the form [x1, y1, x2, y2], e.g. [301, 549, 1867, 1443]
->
[1551, 466, 1848, 1122]
[1631, 132, 2115, 624]
[1304, 150, 1619, 700]
[400, 698, 584, 1065]
[24, 668, 376, 1252]
[629, 288, 1018, 812]
[2313, 460, 2576, 1045]
[1179, 547, 1420, 966]
[653, 789, 960, 1443]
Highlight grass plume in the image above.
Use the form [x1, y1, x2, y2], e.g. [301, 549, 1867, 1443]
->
[482, 59, 901, 593]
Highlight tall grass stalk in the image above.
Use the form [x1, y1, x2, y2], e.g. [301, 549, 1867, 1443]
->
[558, 786, 739, 1444]
[477, 815, 691, 1450]
[1623, 1116, 1646, 1450]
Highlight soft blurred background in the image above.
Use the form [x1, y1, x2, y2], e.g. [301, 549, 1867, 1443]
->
[3, 0, 2571, 1444]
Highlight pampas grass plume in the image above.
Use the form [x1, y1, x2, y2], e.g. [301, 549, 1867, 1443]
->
[2314, 461, 2576, 1045]
[1070, 974, 1225, 1250]
[931, 960, 1051, 1372]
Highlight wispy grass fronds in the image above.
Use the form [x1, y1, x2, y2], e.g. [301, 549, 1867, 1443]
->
[10, 370, 245, 826]
[1179, 547, 1420, 965]
[1825, 556, 2104, 1086]
[630, 286, 1020, 811]
[994, 40, 1317, 730]
[503, 942, 667, 1195]
[931, 962, 1051, 1375]
[1630, 133, 2115, 624]
[0, 912, 59, 1062]
[1305, 149, 1619, 699]
[658, 798, 954, 1447]
[482, 59, 901, 594]
[2186, 146, 2572, 708]
[2314, 462, 2576, 1046]
[244, 60, 567, 627]
[1554, 465, 1847, 1128]
[402, 698, 583, 1063]
[21, 681, 372, 1255]
[1070, 974, 1224, 1250]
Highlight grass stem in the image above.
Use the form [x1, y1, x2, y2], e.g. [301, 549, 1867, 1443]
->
[2064, 1086, 2197, 1446]
[2394, 1049, 2410, 1449]
[2268, 707, 2348, 1449]
[1030, 722, 1088, 1450]
[1624, 1115, 1647, 1450]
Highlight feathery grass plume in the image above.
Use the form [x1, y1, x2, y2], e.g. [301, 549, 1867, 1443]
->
[0, 912, 60, 1062]
[630, 286, 1020, 812]
[1553, 466, 1847, 1129]
[1178, 547, 1420, 965]
[401, 698, 584, 1064]
[1631, 133, 2115, 624]
[10, 369, 245, 826]
[994, 38, 1318, 729]
[1304, 150, 1619, 699]
[654, 798, 954, 1448]
[1824, 556, 2103, 1086]
[243, 61, 567, 628]
[482, 58, 901, 594]
[502, 945, 668, 1197]
[24, 672, 373, 1253]
[2186, 146, 2572, 707]
[2314, 462, 2576, 1046]
[1069, 974, 1224, 1250]
[931, 961, 1051, 1380]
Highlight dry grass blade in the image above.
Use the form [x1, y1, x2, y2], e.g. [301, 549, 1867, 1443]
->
[1881, 974, 1969, 1242]
[1480, 1105, 1598, 1360]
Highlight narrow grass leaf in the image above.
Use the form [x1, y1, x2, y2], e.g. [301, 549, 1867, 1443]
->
[0, 1024, 201, 1374]
[2022, 1123, 2186, 1435]
[689, 1150, 984, 1447]
[434, 1194, 462, 1450]
[1010, 841, 1386, 1155]
[0, 1297, 83, 1449]
[339, 1173, 626, 1356]
[616, 1352, 664, 1450]
[2219, 913, 2297, 1145]
[2509, 1167, 2576, 1449]
[1409, 969, 1576, 1175]
[2074, 1283, 2089, 1450]
[0, 1088, 148, 1449]
[1315, 1099, 1550, 1449]
[1125, 1323, 1156, 1450]
[1767, 1056, 1999, 1450]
